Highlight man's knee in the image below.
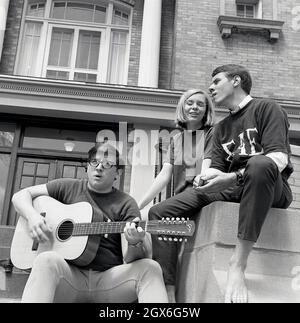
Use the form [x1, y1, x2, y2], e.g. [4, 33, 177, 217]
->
[136, 258, 163, 276]
[32, 251, 65, 272]
[245, 155, 277, 179]
[148, 204, 162, 221]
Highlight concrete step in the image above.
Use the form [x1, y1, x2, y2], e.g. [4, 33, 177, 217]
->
[214, 270, 300, 303]
[177, 201, 300, 303]
[184, 202, 300, 253]
[0, 268, 28, 299]
[0, 298, 21, 303]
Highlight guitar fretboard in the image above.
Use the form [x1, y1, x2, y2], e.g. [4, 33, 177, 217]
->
[72, 221, 147, 236]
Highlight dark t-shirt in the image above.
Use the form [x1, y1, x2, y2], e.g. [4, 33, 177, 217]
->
[210, 98, 293, 179]
[165, 126, 213, 193]
[46, 178, 140, 271]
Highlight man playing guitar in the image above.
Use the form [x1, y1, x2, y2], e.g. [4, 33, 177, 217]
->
[11, 142, 168, 303]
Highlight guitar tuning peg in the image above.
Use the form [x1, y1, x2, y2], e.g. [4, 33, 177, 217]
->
[158, 237, 163, 241]
[181, 217, 185, 221]
[163, 237, 168, 241]
[187, 218, 190, 221]
[168, 237, 173, 242]
[184, 238, 187, 242]
[176, 217, 180, 221]
[173, 238, 178, 242]
[171, 217, 175, 221]
[179, 238, 183, 242]
[162, 217, 165, 221]
[166, 217, 170, 221]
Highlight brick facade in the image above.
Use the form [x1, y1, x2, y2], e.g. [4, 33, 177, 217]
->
[0, 0, 24, 74]
[127, 0, 143, 86]
[289, 153, 300, 209]
[172, 0, 300, 101]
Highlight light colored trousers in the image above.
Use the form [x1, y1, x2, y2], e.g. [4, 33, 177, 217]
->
[21, 251, 168, 303]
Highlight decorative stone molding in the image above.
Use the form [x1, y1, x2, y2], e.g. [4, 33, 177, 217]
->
[0, 75, 179, 107]
[217, 15, 284, 42]
[0, 75, 299, 125]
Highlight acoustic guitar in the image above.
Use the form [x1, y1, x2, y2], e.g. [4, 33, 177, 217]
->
[10, 196, 195, 270]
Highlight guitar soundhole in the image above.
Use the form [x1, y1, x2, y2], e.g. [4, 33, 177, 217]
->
[57, 220, 74, 241]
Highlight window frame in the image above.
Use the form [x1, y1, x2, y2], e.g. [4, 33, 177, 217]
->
[15, 0, 132, 85]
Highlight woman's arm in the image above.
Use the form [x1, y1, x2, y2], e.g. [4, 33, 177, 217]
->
[138, 163, 173, 210]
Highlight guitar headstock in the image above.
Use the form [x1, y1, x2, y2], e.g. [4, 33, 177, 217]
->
[147, 217, 195, 240]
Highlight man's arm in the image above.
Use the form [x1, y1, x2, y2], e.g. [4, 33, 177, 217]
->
[11, 184, 52, 242]
[266, 152, 288, 172]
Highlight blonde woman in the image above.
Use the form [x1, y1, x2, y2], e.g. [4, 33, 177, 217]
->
[138, 89, 215, 302]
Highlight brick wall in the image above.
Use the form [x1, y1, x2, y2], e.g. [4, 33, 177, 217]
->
[0, 0, 24, 74]
[127, 0, 144, 86]
[173, 0, 300, 101]
[288, 146, 300, 210]
[158, 0, 176, 90]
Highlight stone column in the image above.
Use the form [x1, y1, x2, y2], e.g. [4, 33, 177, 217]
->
[129, 124, 160, 219]
[138, 0, 162, 88]
[0, 0, 10, 62]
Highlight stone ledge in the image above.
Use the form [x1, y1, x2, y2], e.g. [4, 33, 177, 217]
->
[217, 15, 284, 42]
[184, 202, 300, 253]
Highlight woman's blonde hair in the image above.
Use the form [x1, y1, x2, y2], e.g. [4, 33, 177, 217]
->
[175, 89, 215, 129]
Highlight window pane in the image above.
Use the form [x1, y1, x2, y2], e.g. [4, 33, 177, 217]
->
[23, 162, 36, 176]
[46, 70, 69, 80]
[74, 72, 97, 83]
[52, 2, 107, 23]
[0, 123, 15, 147]
[17, 22, 42, 76]
[63, 166, 76, 178]
[35, 177, 49, 185]
[94, 6, 107, 23]
[112, 8, 129, 25]
[20, 176, 34, 189]
[108, 31, 127, 84]
[237, 4, 245, 17]
[23, 127, 97, 153]
[27, 1, 46, 17]
[66, 2, 94, 22]
[0, 154, 10, 222]
[246, 5, 254, 18]
[52, 1, 66, 19]
[37, 163, 50, 176]
[48, 28, 74, 67]
[76, 31, 101, 70]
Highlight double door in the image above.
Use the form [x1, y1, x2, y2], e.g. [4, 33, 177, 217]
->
[8, 157, 86, 226]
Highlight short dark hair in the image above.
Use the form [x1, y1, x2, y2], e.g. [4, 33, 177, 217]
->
[212, 64, 252, 94]
[88, 142, 125, 170]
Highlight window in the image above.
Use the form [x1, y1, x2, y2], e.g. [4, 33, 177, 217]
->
[236, 0, 262, 19]
[237, 4, 255, 18]
[22, 126, 96, 153]
[17, 0, 132, 84]
[0, 123, 15, 147]
[0, 154, 10, 222]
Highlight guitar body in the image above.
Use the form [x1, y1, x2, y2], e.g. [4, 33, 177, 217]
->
[10, 196, 98, 270]
[11, 196, 195, 270]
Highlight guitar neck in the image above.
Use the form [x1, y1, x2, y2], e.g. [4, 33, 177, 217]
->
[72, 221, 147, 236]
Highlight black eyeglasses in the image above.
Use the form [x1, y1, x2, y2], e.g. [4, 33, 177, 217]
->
[88, 159, 116, 169]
